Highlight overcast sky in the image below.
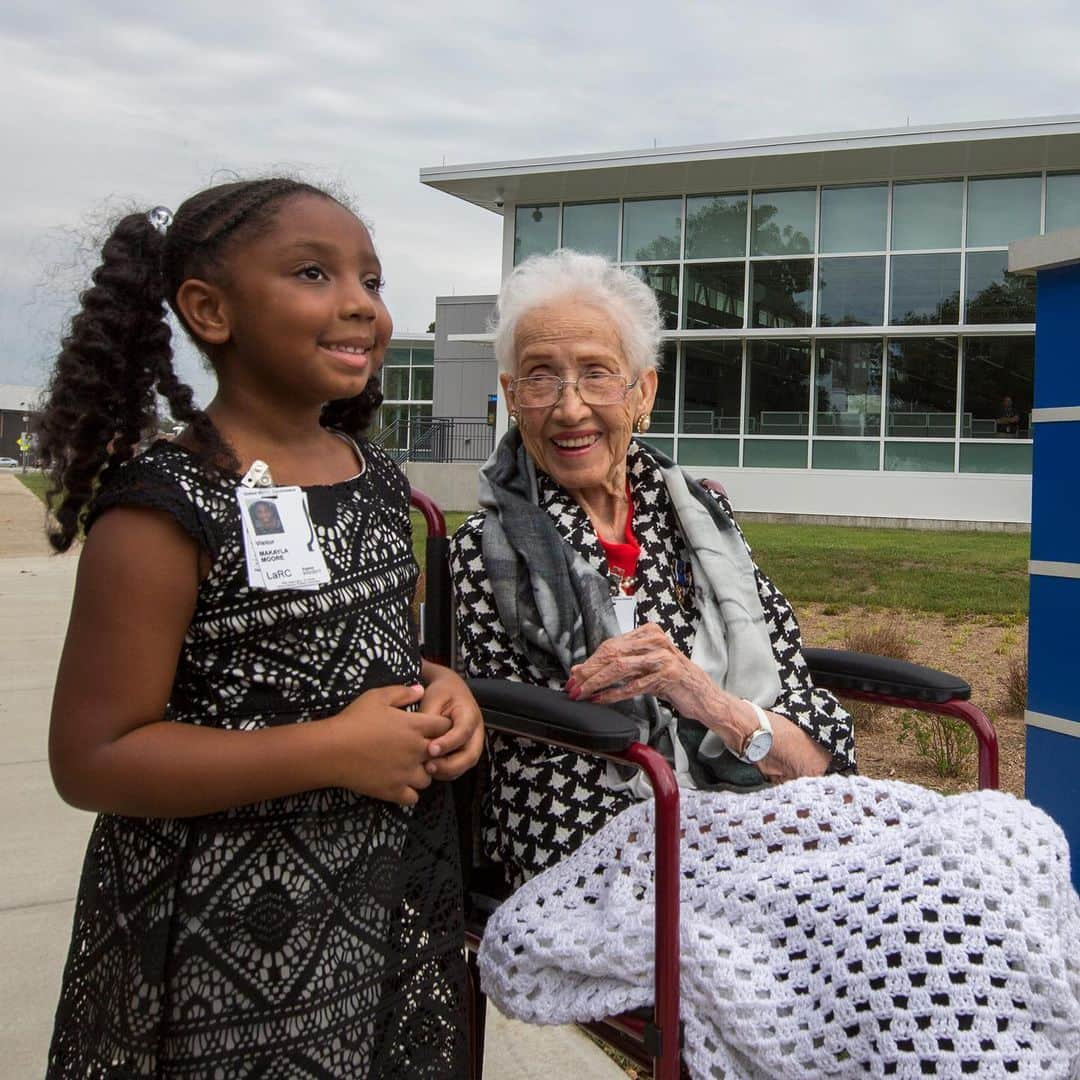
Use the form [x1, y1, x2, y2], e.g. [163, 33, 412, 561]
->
[3, 0, 1079, 405]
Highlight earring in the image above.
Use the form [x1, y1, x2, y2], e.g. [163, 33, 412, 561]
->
[508, 411, 518, 425]
[635, 414, 651, 434]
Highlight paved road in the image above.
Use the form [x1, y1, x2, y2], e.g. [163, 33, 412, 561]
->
[0, 477, 623, 1077]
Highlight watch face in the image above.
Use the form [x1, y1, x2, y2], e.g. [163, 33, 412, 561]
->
[744, 729, 773, 763]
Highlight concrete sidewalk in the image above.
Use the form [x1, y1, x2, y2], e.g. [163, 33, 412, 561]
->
[0, 549, 623, 1077]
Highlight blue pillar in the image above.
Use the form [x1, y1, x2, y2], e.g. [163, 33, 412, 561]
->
[1010, 231, 1080, 892]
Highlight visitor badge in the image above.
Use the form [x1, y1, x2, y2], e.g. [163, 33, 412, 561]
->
[612, 594, 637, 635]
[236, 485, 330, 592]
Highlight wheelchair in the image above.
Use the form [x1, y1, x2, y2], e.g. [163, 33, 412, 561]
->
[409, 488, 1000, 1080]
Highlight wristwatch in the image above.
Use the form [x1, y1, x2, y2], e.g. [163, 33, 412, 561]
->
[735, 700, 773, 764]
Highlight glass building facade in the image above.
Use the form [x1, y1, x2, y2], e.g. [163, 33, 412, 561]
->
[511, 172, 1079, 476]
[372, 341, 435, 452]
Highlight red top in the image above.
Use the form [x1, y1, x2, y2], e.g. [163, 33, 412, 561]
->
[597, 488, 640, 593]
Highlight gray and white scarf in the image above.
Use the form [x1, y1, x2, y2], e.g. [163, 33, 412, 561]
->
[477, 429, 782, 795]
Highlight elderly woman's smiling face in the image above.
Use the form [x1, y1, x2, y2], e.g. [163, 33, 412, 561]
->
[501, 297, 657, 503]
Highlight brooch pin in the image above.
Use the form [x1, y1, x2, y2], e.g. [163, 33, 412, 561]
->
[673, 558, 694, 609]
[608, 565, 635, 596]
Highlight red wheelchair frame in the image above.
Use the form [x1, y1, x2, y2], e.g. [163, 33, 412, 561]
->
[409, 487, 1000, 1080]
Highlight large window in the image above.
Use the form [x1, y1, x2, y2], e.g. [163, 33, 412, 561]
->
[751, 189, 816, 255]
[965, 252, 1036, 324]
[650, 345, 678, 435]
[751, 260, 813, 328]
[631, 264, 679, 329]
[966, 175, 1041, 247]
[886, 338, 958, 440]
[622, 198, 681, 261]
[890, 254, 961, 325]
[1046, 173, 1080, 234]
[892, 180, 963, 250]
[815, 340, 882, 438]
[820, 185, 887, 253]
[685, 193, 747, 258]
[747, 339, 811, 437]
[680, 342, 742, 434]
[562, 201, 619, 259]
[683, 263, 745, 329]
[376, 345, 435, 451]
[962, 337, 1033, 445]
[514, 205, 558, 266]
[817, 256, 885, 326]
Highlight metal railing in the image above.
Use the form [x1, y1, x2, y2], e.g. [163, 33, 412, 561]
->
[370, 416, 494, 463]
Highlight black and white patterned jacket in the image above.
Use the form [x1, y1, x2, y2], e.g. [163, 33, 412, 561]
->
[450, 440, 856, 886]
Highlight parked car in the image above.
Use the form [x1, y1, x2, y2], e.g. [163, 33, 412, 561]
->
[0, 457, 19, 468]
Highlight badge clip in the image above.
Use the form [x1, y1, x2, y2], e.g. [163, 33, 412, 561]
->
[240, 460, 274, 489]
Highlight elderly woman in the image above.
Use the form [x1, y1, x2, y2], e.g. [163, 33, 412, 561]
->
[451, 249, 855, 888]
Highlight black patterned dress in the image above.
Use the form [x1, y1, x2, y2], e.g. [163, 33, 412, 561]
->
[450, 440, 856, 889]
[48, 440, 466, 1079]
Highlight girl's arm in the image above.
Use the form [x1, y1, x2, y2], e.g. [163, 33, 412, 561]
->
[49, 507, 450, 816]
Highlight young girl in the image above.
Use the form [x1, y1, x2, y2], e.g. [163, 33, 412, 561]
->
[39, 178, 483, 1078]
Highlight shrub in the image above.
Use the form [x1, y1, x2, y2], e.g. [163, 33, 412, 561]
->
[1001, 652, 1028, 717]
[898, 710, 976, 779]
[840, 622, 913, 727]
[841, 622, 913, 663]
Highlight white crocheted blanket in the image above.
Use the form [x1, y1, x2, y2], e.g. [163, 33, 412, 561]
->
[480, 776, 1080, 1079]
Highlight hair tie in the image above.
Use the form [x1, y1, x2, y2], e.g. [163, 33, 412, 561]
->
[147, 206, 173, 235]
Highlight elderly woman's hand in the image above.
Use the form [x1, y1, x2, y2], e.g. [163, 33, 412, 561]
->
[566, 624, 833, 781]
[566, 623, 730, 724]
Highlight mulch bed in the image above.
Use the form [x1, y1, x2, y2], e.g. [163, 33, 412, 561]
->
[797, 604, 1026, 797]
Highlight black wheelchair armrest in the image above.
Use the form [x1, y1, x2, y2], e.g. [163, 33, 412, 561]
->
[803, 647, 971, 704]
[466, 678, 640, 753]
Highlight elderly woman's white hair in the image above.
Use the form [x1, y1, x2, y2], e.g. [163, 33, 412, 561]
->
[491, 249, 664, 376]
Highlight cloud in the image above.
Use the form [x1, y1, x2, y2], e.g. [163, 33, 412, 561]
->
[2, 0, 1078, 397]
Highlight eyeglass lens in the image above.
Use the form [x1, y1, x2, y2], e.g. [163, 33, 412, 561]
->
[513, 373, 633, 407]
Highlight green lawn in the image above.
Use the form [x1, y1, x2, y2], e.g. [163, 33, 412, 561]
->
[16, 470, 48, 502]
[415, 511, 1029, 620]
[24, 476, 1023, 620]
[740, 521, 1028, 619]
[411, 511, 471, 570]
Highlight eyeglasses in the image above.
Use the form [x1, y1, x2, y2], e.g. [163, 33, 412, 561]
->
[509, 372, 639, 409]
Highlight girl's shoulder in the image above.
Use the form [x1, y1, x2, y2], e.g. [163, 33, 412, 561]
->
[86, 440, 231, 553]
[350, 436, 411, 510]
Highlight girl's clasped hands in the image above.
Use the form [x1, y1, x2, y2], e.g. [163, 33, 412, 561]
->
[330, 667, 483, 807]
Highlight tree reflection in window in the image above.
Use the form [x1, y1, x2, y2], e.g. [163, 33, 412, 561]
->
[890, 254, 961, 325]
[685, 194, 748, 258]
[886, 338, 958, 438]
[747, 340, 811, 435]
[630, 265, 679, 329]
[751, 192, 815, 256]
[751, 260, 813, 327]
[965, 252, 1036, 324]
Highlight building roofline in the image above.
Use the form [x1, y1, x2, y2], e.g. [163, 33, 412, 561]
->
[435, 294, 499, 305]
[421, 114, 1080, 185]
[0, 385, 43, 412]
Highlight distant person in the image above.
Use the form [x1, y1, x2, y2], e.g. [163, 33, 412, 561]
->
[36, 178, 481, 1077]
[247, 498, 284, 535]
[997, 395, 1021, 436]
